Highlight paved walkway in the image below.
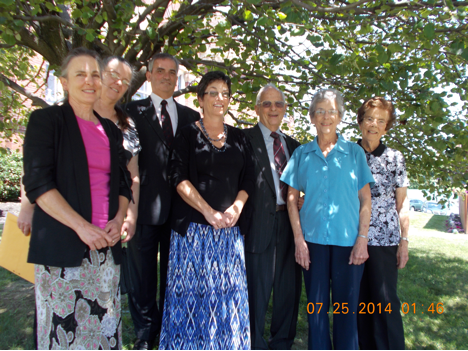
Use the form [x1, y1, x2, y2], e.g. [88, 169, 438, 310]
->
[0, 202, 21, 226]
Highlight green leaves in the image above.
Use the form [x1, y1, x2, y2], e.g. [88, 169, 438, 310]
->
[423, 23, 436, 40]
[0, 0, 467, 196]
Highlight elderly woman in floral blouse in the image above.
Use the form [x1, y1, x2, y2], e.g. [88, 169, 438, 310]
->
[356, 97, 409, 350]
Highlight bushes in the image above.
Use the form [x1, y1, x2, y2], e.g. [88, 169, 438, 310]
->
[0, 150, 22, 202]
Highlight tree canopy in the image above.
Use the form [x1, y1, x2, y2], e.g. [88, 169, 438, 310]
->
[1, 0, 467, 199]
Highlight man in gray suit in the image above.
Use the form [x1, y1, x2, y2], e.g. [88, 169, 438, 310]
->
[243, 84, 302, 349]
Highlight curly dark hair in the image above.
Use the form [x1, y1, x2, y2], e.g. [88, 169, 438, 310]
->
[196, 71, 232, 99]
[357, 97, 396, 131]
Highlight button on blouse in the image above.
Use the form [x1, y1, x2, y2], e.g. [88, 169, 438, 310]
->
[281, 134, 375, 247]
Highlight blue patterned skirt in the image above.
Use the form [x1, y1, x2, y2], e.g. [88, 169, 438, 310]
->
[159, 223, 250, 350]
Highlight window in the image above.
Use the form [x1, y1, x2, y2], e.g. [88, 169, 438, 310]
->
[45, 69, 64, 104]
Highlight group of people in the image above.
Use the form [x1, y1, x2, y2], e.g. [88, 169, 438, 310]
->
[19, 47, 410, 350]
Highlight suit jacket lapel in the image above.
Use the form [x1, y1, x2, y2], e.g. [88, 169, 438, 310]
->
[61, 103, 92, 222]
[284, 135, 296, 157]
[141, 97, 167, 147]
[175, 102, 187, 131]
[250, 124, 276, 194]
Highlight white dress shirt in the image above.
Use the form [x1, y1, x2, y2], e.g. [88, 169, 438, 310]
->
[258, 121, 290, 205]
[150, 93, 178, 135]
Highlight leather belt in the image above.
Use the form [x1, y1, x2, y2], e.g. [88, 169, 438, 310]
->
[276, 204, 286, 212]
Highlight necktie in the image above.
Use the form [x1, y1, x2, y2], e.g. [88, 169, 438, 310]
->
[271, 132, 288, 203]
[161, 100, 174, 147]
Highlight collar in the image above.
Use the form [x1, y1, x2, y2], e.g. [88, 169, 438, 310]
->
[304, 133, 349, 155]
[258, 121, 285, 139]
[150, 93, 175, 108]
[357, 139, 387, 157]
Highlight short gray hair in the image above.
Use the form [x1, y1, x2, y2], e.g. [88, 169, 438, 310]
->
[255, 83, 286, 105]
[148, 53, 179, 73]
[309, 88, 345, 118]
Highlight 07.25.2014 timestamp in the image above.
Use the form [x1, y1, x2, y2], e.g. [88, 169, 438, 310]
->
[306, 302, 445, 314]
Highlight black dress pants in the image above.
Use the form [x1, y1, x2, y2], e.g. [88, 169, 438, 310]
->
[126, 222, 171, 344]
[245, 210, 302, 350]
[358, 245, 405, 350]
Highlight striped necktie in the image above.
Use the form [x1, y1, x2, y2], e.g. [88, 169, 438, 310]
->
[271, 131, 288, 202]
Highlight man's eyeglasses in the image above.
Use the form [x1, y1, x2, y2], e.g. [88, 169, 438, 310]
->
[259, 101, 286, 108]
[104, 71, 131, 87]
[204, 91, 230, 98]
[314, 109, 338, 116]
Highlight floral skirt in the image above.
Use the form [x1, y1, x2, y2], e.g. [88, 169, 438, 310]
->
[159, 223, 251, 350]
[34, 248, 121, 350]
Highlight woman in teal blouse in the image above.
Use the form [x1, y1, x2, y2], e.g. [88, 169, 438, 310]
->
[281, 88, 374, 350]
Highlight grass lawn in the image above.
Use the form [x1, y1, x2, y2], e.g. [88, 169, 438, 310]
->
[0, 212, 467, 349]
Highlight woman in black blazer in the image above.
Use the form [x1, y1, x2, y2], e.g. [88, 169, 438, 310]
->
[23, 48, 131, 350]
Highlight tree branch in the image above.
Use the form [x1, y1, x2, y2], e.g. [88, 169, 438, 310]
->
[227, 110, 255, 126]
[13, 14, 75, 28]
[291, 0, 374, 13]
[173, 85, 197, 98]
[0, 74, 50, 108]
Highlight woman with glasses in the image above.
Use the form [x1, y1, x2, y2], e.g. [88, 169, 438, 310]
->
[356, 97, 409, 350]
[23, 48, 131, 349]
[280, 89, 374, 349]
[94, 56, 141, 243]
[18, 56, 141, 244]
[159, 71, 254, 349]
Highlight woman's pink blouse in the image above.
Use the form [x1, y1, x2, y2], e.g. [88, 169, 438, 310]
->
[76, 116, 111, 229]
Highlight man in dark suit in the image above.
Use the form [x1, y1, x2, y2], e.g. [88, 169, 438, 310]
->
[125, 53, 200, 350]
[243, 84, 302, 350]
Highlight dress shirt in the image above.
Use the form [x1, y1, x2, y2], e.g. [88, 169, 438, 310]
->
[258, 121, 290, 205]
[281, 134, 375, 247]
[150, 93, 178, 135]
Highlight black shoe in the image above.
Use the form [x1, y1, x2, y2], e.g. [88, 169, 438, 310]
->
[133, 339, 152, 350]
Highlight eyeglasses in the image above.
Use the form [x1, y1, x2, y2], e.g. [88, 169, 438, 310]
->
[104, 71, 131, 87]
[363, 117, 387, 126]
[204, 91, 230, 98]
[259, 101, 286, 108]
[314, 109, 338, 116]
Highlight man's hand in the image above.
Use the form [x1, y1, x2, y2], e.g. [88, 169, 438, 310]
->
[297, 196, 305, 211]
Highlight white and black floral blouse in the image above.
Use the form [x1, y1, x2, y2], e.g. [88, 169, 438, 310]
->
[358, 140, 409, 246]
[116, 117, 141, 164]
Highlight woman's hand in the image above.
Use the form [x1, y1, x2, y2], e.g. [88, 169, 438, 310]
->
[18, 201, 35, 236]
[121, 217, 137, 243]
[203, 208, 231, 230]
[397, 240, 409, 269]
[224, 201, 244, 227]
[349, 237, 369, 265]
[295, 237, 310, 270]
[76, 222, 113, 251]
[105, 214, 125, 246]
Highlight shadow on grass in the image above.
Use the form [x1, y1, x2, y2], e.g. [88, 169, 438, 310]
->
[0, 268, 35, 350]
[0, 244, 466, 350]
[397, 248, 467, 350]
[422, 214, 448, 232]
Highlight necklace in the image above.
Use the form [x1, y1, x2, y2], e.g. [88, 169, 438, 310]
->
[199, 119, 228, 152]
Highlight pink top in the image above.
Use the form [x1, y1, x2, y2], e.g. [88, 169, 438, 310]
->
[76, 116, 111, 229]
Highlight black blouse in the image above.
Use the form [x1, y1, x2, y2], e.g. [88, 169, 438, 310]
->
[170, 122, 255, 235]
